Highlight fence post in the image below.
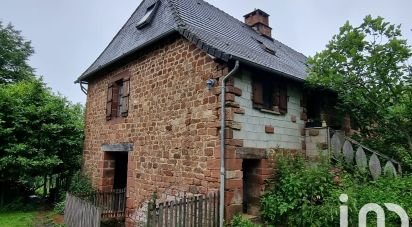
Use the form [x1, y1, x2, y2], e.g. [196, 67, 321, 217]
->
[183, 193, 186, 227]
[199, 195, 204, 225]
[147, 191, 157, 227]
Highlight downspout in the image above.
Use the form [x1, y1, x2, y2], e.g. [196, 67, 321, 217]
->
[220, 60, 240, 227]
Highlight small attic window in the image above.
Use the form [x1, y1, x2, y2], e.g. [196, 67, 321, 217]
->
[254, 37, 277, 56]
[263, 46, 276, 55]
[136, 1, 159, 29]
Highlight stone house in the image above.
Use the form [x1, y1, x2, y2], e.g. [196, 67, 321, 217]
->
[76, 0, 338, 223]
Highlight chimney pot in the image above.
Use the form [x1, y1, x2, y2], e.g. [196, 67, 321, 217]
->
[244, 9, 272, 38]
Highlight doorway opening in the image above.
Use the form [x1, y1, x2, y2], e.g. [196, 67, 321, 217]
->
[242, 159, 260, 215]
[102, 152, 128, 190]
[100, 151, 128, 218]
[113, 152, 128, 189]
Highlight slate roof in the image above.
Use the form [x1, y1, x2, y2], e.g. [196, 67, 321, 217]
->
[76, 0, 308, 82]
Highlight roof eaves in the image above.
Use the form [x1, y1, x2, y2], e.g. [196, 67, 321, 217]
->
[181, 28, 230, 62]
[75, 3, 151, 83]
[229, 55, 305, 82]
[75, 29, 177, 83]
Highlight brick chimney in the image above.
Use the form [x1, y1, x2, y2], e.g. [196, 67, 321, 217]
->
[244, 9, 272, 38]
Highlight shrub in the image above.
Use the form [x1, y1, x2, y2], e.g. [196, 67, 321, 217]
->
[261, 155, 342, 226]
[261, 154, 412, 226]
[52, 171, 94, 214]
[229, 214, 260, 227]
[352, 176, 412, 224]
[54, 200, 65, 215]
[68, 171, 94, 196]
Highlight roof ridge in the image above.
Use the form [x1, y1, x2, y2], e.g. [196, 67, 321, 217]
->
[200, 0, 272, 42]
[78, 0, 308, 81]
[198, 0, 308, 64]
[201, 0, 246, 28]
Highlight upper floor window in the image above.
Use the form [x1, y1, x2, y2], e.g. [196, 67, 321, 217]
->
[106, 77, 130, 120]
[252, 76, 287, 114]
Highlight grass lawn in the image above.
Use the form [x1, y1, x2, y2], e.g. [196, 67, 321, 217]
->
[0, 210, 36, 227]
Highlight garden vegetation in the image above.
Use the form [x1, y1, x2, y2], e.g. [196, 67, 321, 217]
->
[0, 21, 84, 209]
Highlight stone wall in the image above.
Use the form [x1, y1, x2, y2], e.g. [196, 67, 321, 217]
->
[305, 127, 329, 158]
[82, 34, 310, 223]
[232, 70, 306, 150]
[82, 35, 229, 222]
[219, 68, 307, 218]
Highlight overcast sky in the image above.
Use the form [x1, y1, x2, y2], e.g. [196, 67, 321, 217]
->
[1, 0, 411, 104]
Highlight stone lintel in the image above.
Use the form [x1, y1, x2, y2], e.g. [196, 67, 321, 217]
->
[101, 143, 133, 152]
[235, 147, 267, 159]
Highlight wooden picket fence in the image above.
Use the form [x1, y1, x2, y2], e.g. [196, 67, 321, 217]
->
[86, 188, 127, 218]
[64, 189, 126, 227]
[146, 192, 220, 227]
[330, 130, 401, 180]
[64, 192, 102, 227]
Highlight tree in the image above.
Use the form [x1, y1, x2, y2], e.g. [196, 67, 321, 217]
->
[0, 21, 35, 84]
[307, 15, 412, 169]
[0, 79, 84, 193]
[0, 22, 84, 206]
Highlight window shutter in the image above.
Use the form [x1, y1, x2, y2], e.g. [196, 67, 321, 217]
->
[106, 83, 114, 120]
[252, 80, 263, 109]
[272, 86, 280, 112]
[121, 77, 130, 117]
[279, 84, 288, 114]
[112, 85, 120, 117]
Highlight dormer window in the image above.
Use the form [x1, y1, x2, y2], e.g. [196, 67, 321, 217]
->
[253, 37, 276, 56]
[136, 2, 159, 29]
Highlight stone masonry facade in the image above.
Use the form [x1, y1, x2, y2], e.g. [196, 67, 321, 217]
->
[83, 35, 233, 222]
[233, 71, 306, 150]
[217, 69, 308, 218]
[82, 34, 309, 223]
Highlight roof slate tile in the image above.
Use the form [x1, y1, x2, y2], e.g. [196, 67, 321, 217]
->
[77, 0, 308, 82]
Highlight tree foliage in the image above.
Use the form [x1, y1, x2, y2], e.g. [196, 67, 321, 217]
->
[0, 21, 84, 193]
[0, 22, 35, 84]
[0, 80, 84, 187]
[307, 15, 412, 169]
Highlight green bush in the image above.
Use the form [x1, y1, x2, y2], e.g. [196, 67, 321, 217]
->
[229, 214, 260, 227]
[261, 154, 412, 226]
[54, 200, 65, 215]
[68, 171, 94, 196]
[52, 171, 94, 214]
[353, 176, 412, 224]
[261, 155, 342, 226]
